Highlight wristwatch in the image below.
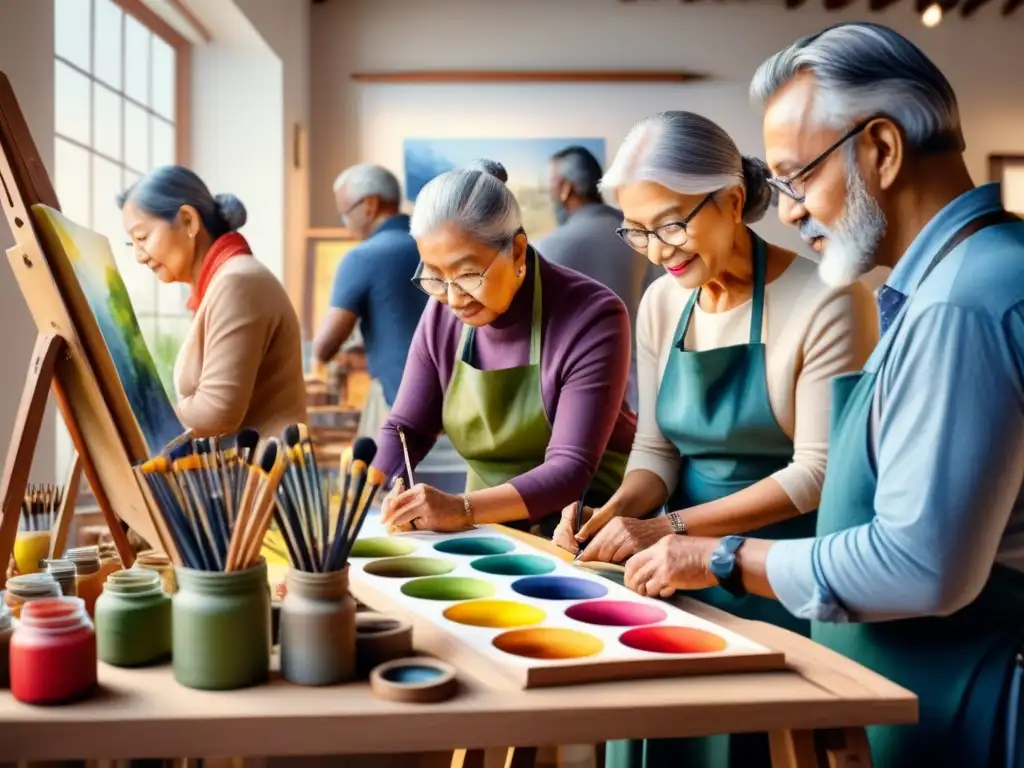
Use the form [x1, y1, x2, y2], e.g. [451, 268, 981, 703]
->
[666, 511, 688, 535]
[709, 535, 748, 597]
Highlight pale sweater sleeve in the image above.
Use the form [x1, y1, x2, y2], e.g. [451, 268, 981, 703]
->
[624, 281, 682, 493]
[769, 282, 878, 512]
[176, 273, 273, 436]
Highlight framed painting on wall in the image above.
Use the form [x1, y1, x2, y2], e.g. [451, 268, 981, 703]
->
[403, 137, 606, 240]
[303, 227, 360, 337]
[989, 154, 1024, 215]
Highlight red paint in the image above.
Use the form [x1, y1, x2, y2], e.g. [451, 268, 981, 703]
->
[619, 625, 727, 655]
[565, 600, 667, 627]
[10, 597, 97, 705]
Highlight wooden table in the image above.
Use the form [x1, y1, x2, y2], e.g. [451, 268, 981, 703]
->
[0, 529, 917, 767]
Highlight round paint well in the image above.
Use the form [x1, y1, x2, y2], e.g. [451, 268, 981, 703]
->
[363, 557, 455, 579]
[619, 626, 728, 655]
[380, 664, 446, 684]
[493, 628, 604, 660]
[443, 599, 546, 629]
[400, 576, 497, 601]
[565, 600, 667, 627]
[470, 554, 556, 577]
[511, 575, 608, 601]
[433, 537, 515, 557]
[349, 537, 417, 559]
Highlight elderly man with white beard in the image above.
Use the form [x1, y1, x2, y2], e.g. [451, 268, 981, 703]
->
[620, 22, 1024, 767]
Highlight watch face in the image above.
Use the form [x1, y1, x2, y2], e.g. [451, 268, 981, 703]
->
[709, 551, 730, 577]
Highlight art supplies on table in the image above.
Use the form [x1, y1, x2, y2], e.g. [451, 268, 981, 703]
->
[369, 657, 458, 704]
[9, 596, 97, 705]
[356, 613, 414, 678]
[278, 435, 382, 686]
[65, 546, 104, 618]
[13, 483, 65, 576]
[94, 569, 171, 668]
[347, 518, 786, 690]
[0, 602, 12, 689]
[4, 572, 60, 619]
[41, 558, 77, 598]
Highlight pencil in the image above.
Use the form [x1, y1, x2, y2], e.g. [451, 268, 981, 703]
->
[397, 427, 414, 487]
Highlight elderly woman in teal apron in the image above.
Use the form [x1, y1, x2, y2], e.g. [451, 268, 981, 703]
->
[551, 112, 877, 768]
[374, 160, 636, 537]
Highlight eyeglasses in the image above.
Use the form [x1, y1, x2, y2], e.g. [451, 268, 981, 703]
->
[766, 118, 874, 204]
[615, 193, 714, 253]
[411, 255, 497, 299]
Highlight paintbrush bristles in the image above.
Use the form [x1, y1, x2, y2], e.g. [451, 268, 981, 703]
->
[19, 484, 64, 533]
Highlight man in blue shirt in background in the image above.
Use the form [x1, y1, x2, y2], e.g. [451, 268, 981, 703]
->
[620, 22, 1024, 767]
[313, 163, 427, 437]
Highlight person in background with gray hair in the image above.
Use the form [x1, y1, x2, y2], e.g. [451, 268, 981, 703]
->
[550, 112, 876, 768]
[536, 145, 661, 410]
[313, 163, 428, 438]
[372, 160, 637, 537]
[622, 23, 1024, 767]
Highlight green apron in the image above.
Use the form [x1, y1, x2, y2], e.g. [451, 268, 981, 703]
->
[812, 209, 1024, 767]
[607, 231, 814, 768]
[441, 250, 628, 537]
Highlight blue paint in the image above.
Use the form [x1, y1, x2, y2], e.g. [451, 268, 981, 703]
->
[382, 664, 444, 685]
[511, 575, 608, 601]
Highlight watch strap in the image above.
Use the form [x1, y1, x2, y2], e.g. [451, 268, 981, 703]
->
[711, 535, 747, 597]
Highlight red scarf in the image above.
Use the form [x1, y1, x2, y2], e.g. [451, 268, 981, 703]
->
[187, 232, 252, 312]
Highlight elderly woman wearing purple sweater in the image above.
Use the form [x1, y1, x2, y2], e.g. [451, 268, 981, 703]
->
[376, 160, 636, 536]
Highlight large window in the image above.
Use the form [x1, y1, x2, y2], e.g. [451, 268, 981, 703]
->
[53, 0, 191, 478]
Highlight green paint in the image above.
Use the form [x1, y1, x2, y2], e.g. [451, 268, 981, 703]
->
[470, 554, 556, 577]
[400, 576, 497, 601]
[350, 537, 417, 559]
[94, 570, 171, 668]
[433, 537, 514, 556]
[363, 557, 455, 579]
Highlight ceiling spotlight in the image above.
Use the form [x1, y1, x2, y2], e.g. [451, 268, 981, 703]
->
[921, 3, 943, 26]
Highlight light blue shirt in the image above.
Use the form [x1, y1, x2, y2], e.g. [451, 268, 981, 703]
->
[767, 184, 1024, 622]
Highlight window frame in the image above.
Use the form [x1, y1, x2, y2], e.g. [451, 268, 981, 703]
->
[53, 0, 193, 510]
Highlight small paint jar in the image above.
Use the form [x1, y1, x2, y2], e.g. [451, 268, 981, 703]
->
[280, 566, 357, 686]
[94, 569, 171, 667]
[0, 602, 13, 688]
[13, 530, 50, 575]
[42, 558, 78, 597]
[4, 573, 61, 619]
[134, 549, 177, 594]
[65, 546, 103, 617]
[10, 596, 97, 705]
[97, 541, 123, 582]
[172, 559, 271, 690]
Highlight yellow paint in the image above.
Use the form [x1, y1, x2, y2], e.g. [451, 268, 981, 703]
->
[13, 531, 50, 575]
[492, 627, 604, 660]
[443, 599, 546, 629]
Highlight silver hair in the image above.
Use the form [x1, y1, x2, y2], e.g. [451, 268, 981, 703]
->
[332, 163, 402, 203]
[600, 111, 774, 224]
[465, 158, 508, 183]
[410, 165, 523, 250]
[550, 146, 603, 203]
[750, 22, 963, 154]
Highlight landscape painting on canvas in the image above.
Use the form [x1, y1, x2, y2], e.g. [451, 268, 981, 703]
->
[32, 206, 184, 453]
[403, 138, 606, 240]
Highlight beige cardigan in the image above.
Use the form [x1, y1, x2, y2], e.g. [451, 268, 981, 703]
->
[173, 256, 308, 442]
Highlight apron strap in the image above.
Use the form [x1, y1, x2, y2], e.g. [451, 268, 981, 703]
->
[456, 248, 543, 366]
[674, 228, 767, 349]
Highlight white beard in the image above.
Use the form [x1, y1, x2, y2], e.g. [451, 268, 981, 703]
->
[800, 150, 888, 289]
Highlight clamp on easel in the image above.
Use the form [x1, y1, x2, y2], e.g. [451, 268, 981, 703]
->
[0, 71, 176, 587]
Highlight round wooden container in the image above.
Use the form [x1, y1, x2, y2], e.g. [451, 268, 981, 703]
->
[355, 613, 413, 678]
[369, 657, 457, 704]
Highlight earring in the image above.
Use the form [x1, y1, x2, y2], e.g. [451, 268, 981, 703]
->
[517, 266, 524, 277]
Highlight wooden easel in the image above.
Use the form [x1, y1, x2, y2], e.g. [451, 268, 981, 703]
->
[0, 71, 174, 585]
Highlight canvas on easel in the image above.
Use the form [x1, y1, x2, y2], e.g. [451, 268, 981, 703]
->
[0, 71, 180, 584]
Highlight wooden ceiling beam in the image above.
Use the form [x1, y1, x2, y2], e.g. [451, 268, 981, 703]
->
[350, 70, 706, 84]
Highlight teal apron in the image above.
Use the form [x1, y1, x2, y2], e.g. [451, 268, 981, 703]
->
[607, 231, 814, 768]
[441, 250, 628, 538]
[813, 209, 1024, 768]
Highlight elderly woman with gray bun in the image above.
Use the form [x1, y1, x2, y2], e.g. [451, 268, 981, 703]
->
[119, 165, 307, 441]
[375, 160, 637, 536]
[554, 111, 877, 768]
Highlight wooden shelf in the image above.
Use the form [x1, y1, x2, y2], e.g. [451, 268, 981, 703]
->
[350, 70, 706, 84]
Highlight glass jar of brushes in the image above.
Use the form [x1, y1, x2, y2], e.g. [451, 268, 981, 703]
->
[279, 565, 357, 686]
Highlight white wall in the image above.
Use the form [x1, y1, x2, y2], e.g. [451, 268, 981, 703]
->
[0, 0, 57, 483]
[309, 0, 1024, 255]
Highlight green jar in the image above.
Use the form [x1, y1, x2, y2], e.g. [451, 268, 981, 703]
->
[172, 559, 270, 691]
[94, 569, 171, 667]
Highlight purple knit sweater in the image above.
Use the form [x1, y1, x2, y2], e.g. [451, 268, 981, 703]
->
[373, 253, 637, 521]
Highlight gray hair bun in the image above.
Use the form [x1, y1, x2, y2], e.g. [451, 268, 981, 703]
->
[739, 156, 774, 224]
[466, 158, 508, 184]
[215, 193, 248, 232]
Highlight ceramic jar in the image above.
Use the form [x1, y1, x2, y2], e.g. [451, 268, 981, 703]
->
[4, 572, 61, 619]
[172, 559, 270, 690]
[42, 558, 78, 597]
[134, 549, 177, 594]
[65, 546, 103, 617]
[0, 602, 12, 688]
[94, 569, 171, 667]
[9, 597, 97, 705]
[97, 540, 123, 581]
[279, 567, 357, 686]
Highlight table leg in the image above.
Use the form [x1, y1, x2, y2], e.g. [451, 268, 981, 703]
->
[453, 748, 537, 768]
[769, 728, 873, 768]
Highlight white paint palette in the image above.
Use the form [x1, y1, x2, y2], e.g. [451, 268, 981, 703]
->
[348, 515, 785, 689]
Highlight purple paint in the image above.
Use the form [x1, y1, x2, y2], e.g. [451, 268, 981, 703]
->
[565, 600, 667, 627]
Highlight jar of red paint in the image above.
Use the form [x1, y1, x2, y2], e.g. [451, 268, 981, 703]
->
[10, 596, 97, 705]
